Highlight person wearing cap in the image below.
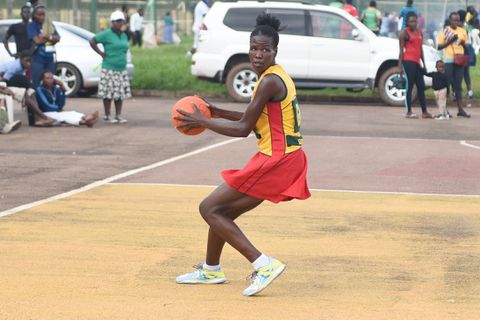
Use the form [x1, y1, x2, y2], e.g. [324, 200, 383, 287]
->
[27, 3, 60, 88]
[89, 11, 131, 124]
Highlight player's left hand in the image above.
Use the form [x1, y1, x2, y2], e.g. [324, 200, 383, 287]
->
[174, 104, 207, 133]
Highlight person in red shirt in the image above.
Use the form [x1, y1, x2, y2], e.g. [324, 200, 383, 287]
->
[398, 12, 431, 119]
[342, 0, 358, 19]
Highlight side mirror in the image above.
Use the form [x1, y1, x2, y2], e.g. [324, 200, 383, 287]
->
[352, 29, 362, 41]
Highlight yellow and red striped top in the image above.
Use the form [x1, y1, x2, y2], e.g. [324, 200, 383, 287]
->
[252, 64, 303, 156]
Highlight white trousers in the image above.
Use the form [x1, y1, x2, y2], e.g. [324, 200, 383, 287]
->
[44, 111, 85, 126]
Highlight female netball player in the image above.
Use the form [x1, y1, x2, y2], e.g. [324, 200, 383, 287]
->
[174, 13, 310, 296]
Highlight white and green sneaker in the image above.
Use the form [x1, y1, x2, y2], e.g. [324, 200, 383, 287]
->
[176, 264, 226, 284]
[243, 259, 286, 296]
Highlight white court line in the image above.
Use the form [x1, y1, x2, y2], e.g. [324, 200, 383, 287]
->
[460, 140, 480, 150]
[304, 135, 470, 143]
[107, 182, 480, 198]
[0, 138, 245, 219]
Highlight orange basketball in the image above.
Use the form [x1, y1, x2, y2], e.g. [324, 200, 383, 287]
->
[171, 96, 211, 135]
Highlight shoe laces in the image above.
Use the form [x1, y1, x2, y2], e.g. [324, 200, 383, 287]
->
[246, 270, 258, 283]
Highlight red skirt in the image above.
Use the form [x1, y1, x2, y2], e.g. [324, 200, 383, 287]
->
[222, 149, 311, 203]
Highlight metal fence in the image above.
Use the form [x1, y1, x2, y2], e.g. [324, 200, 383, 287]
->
[1, 0, 197, 37]
[1, 0, 479, 35]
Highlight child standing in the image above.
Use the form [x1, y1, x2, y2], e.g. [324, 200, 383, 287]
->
[425, 60, 450, 120]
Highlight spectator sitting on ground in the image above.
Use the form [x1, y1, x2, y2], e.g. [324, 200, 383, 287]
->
[36, 71, 99, 127]
[0, 51, 54, 126]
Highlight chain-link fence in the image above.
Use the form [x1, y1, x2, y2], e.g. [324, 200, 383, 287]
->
[1, 0, 199, 39]
[1, 0, 479, 37]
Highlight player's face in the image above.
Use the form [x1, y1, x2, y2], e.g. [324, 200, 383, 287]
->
[249, 35, 277, 74]
[33, 8, 45, 24]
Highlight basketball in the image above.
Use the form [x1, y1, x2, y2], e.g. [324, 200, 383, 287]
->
[171, 96, 211, 135]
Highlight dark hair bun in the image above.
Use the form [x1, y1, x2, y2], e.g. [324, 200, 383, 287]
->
[255, 13, 281, 32]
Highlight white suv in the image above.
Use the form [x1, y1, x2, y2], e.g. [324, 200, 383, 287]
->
[191, 1, 439, 105]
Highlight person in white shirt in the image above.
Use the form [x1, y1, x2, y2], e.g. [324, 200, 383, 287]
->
[130, 7, 144, 47]
[187, 0, 212, 56]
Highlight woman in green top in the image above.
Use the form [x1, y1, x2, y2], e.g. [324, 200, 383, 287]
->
[163, 11, 174, 44]
[361, 1, 382, 35]
[89, 11, 131, 124]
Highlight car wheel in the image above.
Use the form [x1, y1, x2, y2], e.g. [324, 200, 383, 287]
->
[55, 62, 82, 97]
[226, 62, 258, 102]
[378, 66, 417, 106]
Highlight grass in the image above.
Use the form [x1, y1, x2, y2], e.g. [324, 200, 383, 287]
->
[131, 36, 480, 99]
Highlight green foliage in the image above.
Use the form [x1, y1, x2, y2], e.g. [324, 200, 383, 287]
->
[130, 36, 227, 96]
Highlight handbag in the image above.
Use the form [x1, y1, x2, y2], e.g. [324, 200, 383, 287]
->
[451, 42, 469, 66]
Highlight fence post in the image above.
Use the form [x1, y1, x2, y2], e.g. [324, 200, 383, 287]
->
[90, 0, 97, 32]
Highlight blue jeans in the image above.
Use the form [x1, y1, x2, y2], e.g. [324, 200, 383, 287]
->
[31, 58, 56, 88]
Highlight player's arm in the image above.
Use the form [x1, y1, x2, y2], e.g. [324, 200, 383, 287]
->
[195, 96, 243, 121]
[177, 75, 284, 137]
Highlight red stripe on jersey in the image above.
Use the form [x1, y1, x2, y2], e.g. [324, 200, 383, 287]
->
[267, 101, 286, 156]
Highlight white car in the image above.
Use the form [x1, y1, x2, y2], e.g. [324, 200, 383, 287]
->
[0, 20, 134, 97]
[192, 1, 439, 105]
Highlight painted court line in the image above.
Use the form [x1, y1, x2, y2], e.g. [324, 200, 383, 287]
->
[0, 138, 244, 219]
[107, 182, 480, 198]
[460, 140, 480, 150]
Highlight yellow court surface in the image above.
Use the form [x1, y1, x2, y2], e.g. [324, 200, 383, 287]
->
[1, 184, 480, 320]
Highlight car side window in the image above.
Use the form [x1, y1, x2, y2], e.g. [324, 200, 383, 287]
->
[223, 8, 266, 32]
[310, 11, 355, 40]
[266, 9, 306, 36]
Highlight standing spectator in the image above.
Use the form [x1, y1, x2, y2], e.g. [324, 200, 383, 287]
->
[121, 4, 132, 40]
[400, 0, 417, 30]
[342, 0, 358, 19]
[466, 6, 478, 28]
[329, 0, 344, 9]
[27, 4, 60, 88]
[437, 12, 470, 118]
[36, 71, 99, 127]
[388, 12, 400, 38]
[458, 10, 474, 104]
[469, 18, 480, 55]
[0, 51, 54, 126]
[3, 5, 31, 58]
[361, 1, 382, 35]
[89, 11, 131, 124]
[163, 11, 175, 44]
[130, 7, 145, 47]
[380, 12, 389, 36]
[425, 60, 450, 120]
[398, 12, 431, 119]
[417, 13, 425, 32]
[187, 0, 211, 56]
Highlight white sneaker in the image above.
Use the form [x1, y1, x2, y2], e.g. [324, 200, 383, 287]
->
[115, 116, 127, 124]
[243, 259, 286, 296]
[1, 120, 22, 134]
[434, 115, 447, 120]
[176, 264, 227, 284]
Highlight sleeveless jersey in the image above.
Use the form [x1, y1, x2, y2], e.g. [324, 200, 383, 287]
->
[252, 65, 302, 157]
[403, 28, 423, 64]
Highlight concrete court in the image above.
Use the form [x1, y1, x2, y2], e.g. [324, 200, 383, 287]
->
[1, 97, 480, 319]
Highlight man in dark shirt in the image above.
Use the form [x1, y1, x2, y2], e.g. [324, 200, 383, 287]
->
[3, 5, 31, 58]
